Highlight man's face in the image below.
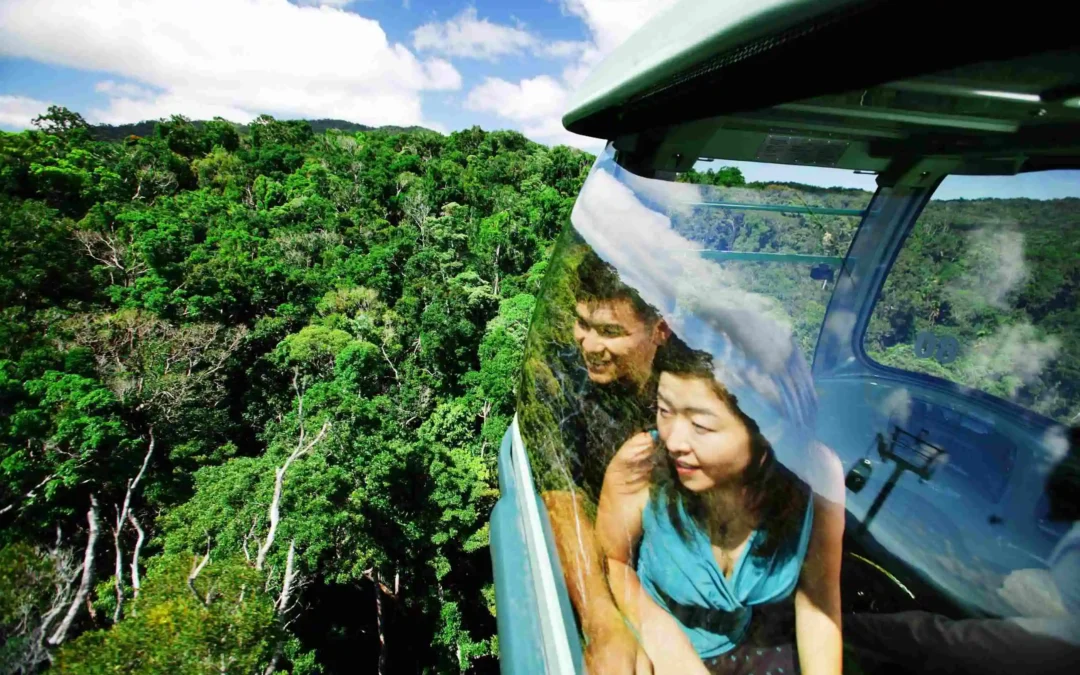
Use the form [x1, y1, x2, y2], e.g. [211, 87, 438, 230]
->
[573, 298, 662, 387]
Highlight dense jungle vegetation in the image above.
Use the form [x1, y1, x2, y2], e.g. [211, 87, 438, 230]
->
[2, 106, 1076, 674]
[0, 108, 592, 674]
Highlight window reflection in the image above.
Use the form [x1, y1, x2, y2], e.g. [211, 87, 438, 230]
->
[517, 143, 1080, 673]
[595, 335, 833, 673]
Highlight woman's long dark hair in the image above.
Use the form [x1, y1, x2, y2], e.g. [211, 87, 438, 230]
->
[651, 335, 810, 558]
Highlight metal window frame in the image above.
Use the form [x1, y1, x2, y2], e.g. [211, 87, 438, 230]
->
[491, 419, 582, 674]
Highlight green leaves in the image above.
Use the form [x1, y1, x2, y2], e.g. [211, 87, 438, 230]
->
[1, 115, 591, 672]
[56, 554, 281, 674]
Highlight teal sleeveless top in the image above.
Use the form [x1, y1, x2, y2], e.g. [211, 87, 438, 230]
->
[636, 488, 814, 658]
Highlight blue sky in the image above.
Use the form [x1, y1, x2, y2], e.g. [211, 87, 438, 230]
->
[698, 159, 1080, 200]
[2, 0, 1078, 199]
[0, 0, 682, 152]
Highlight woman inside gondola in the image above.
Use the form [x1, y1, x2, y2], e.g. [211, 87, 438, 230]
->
[596, 335, 844, 675]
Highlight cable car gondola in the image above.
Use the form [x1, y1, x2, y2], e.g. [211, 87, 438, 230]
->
[491, 1, 1080, 673]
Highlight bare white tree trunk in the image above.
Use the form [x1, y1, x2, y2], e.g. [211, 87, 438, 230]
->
[372, 571, 387, 675]
[6, 527, 80, 671]
[111, 512, 124, 623]
[276, 540, 297, 612]
[48, 494, 100, 646]
[256, 378, 329, 674]
[262, 540, 297, 675]
[262, 651, 282, 675]
[111, 429, 156, 622]
[127, 511, 145, 607]
[255, 411, 329, 571]
[187, 538, 211, 606]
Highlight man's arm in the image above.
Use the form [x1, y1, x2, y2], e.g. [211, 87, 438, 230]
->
[595, 433, 710, 675]
[543, 490, 639, 673]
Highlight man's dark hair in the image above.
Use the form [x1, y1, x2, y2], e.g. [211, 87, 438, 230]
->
[574, 246, 660, 325]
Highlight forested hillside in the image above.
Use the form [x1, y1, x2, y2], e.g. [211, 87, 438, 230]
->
[0, 108, 591, 674]
[3, 106, 1076, 674]
[88, 119, 433, 143]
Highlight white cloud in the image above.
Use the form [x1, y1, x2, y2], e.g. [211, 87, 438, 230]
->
[413, 8, 536, 61]
[92, 92, 257, 127]
[0, 0, 460, 128]
[462, 0, 676, 149]
[412, 8, 590, 63]
[464, 75, 600, 149]
[94, 80, 156, 100]
[466, 76, 568, 123]
[0, 94, 52, 130]
[560, 0, 679, 54]
[537, 40, 591, 59]
[296, 0, 357, 7]
[947, 228, 1029, 313]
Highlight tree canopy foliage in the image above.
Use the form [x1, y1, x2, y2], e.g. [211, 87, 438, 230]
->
[1, 107, 592, 673]
[5, 104, 1075, 674]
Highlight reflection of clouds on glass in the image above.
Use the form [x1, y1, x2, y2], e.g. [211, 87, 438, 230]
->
[673, 273, 796, 373]
[618, 166, 704, 219]
[968, 323, 1061, 399]
[572, 164, 826, 487]
[947, 228, 1029, 314]
[824, 309, 856, 350]
[998, 568, 1069, 618]
[571, 167, 682, 313]
[872, 508, 1017, 617]
[880, 387, 913, 426]
[572, 167, 798, 377]
[1041, 426, 1071, 466]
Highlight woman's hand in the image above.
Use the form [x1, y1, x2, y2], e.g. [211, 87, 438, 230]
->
[606, 431, 657, 494]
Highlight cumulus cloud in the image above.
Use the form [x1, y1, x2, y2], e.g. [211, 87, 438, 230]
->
[465, 76, 568, 124]
[560, 0, 680, 54]
[537, 40, 591, 59]
[0, 0, 459, 128]
[879, 387, 913, 425]
[464, 75, 596, 149]
[412, 8, 590, 63]
[413, 8, 536, 61]
[462, 0, 677, 149]
[0, 94, 52, 130]
[94, 80, 157, 100]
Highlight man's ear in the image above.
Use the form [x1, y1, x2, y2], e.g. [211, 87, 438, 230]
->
[653, 319, 671, 345]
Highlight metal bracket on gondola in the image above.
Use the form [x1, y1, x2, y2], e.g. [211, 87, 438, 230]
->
[855, 426, 948, 536]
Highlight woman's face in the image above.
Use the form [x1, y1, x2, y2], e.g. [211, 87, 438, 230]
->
[656, 372, 753, 493]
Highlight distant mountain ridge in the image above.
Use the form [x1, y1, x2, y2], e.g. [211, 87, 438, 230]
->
[90, 118, 435, 141]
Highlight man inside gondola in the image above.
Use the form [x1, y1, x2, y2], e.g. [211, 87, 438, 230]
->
[529, 245, 670, 673]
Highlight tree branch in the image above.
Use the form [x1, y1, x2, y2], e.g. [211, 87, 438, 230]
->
[380, 343, 400, 382]
[112, 428, 155, 622]
[255, 419, 330, 571]
[48, 494, 99, 646]
[0, 472, 57, 516]
[276, 540, 297, 613]
[242, 515, 259, 564]
[187, 538, 211, 607]
[127, 511, 145, 608]
[111, 507, 125, 623]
